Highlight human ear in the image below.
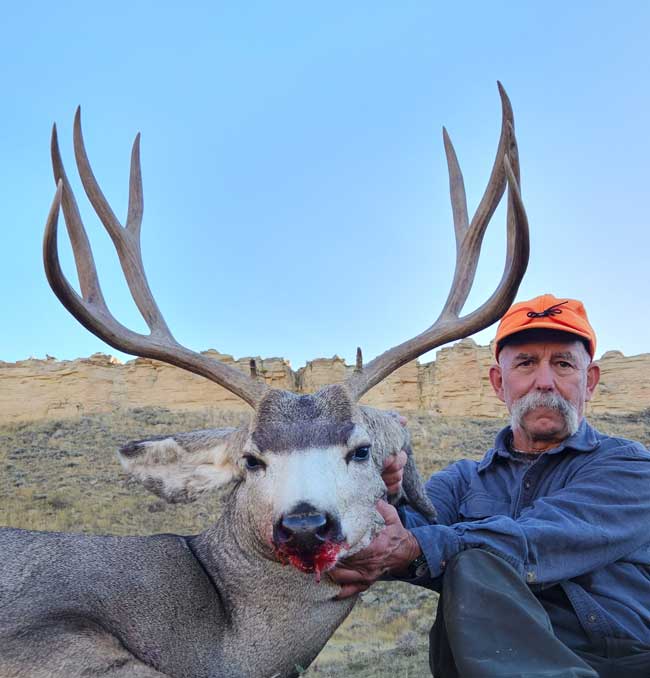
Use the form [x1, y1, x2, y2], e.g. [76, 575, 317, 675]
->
[489, 364, 506, 402]
[585, 362, 600, 402]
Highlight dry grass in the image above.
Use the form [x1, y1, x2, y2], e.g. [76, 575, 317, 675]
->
[1, 407, 648, 677]
[0, 408, 248, 535]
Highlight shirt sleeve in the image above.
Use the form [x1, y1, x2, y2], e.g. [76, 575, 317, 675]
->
[402, 443, 650, 586]
[400, 459, 473, 578]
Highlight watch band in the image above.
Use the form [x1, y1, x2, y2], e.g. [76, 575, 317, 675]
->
[407, 553, 428, 579]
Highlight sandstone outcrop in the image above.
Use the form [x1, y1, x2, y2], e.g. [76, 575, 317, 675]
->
[1, 341, 648, 424]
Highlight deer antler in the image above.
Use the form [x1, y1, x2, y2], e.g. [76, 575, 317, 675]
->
[43, 108, 268, 408]
[345, 82, 529, 401]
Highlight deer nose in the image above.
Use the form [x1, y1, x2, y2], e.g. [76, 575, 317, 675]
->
[274, 502, 342, 551]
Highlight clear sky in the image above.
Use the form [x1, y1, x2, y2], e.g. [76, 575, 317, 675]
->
[2, 2, 649, 370]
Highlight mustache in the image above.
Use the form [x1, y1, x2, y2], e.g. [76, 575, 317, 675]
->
[510, 391, 579, 437]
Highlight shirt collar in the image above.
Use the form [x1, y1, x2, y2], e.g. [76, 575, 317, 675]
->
[478, 418, 601, 473]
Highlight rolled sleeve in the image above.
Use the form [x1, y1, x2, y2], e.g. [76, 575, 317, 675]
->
[410, 524, 464, 579]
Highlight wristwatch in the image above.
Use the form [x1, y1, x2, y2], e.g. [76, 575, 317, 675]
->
[406, 553, 429, 579]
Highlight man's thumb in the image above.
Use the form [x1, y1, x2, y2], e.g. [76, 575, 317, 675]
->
[376, 499, 399, 524]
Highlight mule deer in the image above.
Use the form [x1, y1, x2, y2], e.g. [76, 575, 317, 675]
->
[0, 83, 528, 677]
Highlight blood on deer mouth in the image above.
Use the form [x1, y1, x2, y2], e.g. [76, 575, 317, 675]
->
[276, 541, 347, 583]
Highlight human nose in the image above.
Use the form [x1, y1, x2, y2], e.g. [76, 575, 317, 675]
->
[533, 361, 555, 391]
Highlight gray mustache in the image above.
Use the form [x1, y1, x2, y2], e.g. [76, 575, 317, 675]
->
[511, 391, 579, 436]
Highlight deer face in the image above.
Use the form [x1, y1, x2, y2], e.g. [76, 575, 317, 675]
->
[118, 384, 409, 580]
[235, 385, 392, 578]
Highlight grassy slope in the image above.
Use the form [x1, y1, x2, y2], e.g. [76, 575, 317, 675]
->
[1, 408, 648, 676]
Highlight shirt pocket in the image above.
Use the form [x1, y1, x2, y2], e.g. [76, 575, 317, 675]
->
[458, 492, 511, 522]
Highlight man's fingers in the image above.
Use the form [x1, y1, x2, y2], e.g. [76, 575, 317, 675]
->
[328, 567, 365, 585]
[383, 449, 408, 473]
[383, 470, 402, 485]
[382, 449, 408, 495]
[382, 469, 402, 488]
[335, 583, 368, 600]
[382, 468, 397, 485]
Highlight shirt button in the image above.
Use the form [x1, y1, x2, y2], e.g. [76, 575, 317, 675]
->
[526, 571, 536, 583]
[524, 480, 531, 489]
[587, 614, 597, 623]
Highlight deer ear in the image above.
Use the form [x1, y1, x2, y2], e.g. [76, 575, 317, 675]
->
[396, 444, 437, 523]
[118, 428, 244, 503]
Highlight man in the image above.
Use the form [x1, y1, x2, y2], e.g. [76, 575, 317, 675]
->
[331, 294, 650, 678]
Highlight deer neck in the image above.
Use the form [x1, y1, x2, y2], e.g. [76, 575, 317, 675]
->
[191, 500, 351, 609]
[189, 501, 356, 674]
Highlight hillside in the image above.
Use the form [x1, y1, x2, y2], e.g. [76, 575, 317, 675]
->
[2, 407, 648, 676]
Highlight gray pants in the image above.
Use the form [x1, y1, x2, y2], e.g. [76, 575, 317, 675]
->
[429, 549, 650, 678]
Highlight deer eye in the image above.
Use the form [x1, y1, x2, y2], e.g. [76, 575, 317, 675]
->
[347, 445, 371, 463]
[244, 455, 266, 471]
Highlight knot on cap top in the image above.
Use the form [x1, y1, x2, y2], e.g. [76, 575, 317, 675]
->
[495, 294, 596, 359]
[526, 300, 569, 319]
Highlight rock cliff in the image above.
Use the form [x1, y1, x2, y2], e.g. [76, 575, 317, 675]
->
[1, 341, 648, 424]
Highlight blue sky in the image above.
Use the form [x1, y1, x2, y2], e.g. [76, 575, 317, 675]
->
[2, 2, 649, 369]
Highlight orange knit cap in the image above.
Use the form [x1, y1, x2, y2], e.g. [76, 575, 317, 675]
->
[494, 294, 596, 359]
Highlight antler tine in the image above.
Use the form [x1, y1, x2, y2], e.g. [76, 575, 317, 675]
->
[345, 83, 529, 401]
[470, 82, 514, 230]
[442, 126, 469, 253]
[126, 131, 144, 238]
[440, 81, 512, 319]
[73, 108, 168, 336]
[464, 149, 528, 324]
[50, 124, 107, 307]
[44, 112, 269, 408]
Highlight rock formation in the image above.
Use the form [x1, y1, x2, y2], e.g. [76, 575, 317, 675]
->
[1, 341, 648, 424]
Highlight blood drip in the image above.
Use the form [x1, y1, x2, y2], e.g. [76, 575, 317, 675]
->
[276, 541, 348, 583]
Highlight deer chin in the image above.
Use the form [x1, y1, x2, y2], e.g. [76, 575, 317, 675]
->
[338, 506, 386, 558]
[275, 541, 348, 583]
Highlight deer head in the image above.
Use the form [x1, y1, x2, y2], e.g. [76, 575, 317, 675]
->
[43, 82, 528, 580]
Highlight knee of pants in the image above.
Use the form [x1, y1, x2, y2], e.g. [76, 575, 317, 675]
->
[445, 547, 508, 580]
[442, 548, 529, 604]
[442, 548, 554, 634]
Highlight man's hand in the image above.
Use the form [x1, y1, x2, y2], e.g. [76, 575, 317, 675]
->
[382, 449, 408, 496]
[329, 500, 421, 599]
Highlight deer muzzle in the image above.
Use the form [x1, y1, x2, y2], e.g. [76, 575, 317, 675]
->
[273, 502, 345, 580]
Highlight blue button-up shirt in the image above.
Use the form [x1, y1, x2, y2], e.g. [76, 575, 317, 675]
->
[403, 419, 650, 646]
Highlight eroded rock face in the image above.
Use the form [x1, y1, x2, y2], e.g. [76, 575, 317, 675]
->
[1, 342, 648, 423]
[0, 352, 291, 423]
[419, 339, 503, 417]
[589, 351, 650, 415]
